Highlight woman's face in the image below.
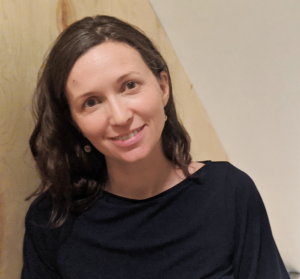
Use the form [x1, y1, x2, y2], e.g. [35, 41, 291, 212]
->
[66, 42, 169, 165]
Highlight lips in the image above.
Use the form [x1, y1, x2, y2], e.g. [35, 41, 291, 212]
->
[111, 126, 144, 141]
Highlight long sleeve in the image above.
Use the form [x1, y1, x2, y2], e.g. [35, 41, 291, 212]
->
[230, 167, 289, 279]
[21, 194, 62, 279]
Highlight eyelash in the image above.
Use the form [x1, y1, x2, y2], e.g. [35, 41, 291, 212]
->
[82, 81, 139, 109]
[83, 98, 100, 108]
[124, 81, 138, 90]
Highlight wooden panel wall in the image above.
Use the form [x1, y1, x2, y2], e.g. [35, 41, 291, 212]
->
[0, 0, 227, 278]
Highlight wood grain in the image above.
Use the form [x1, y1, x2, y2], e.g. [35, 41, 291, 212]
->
[56, 0, 77, 33]
[0, 193, 3, 277]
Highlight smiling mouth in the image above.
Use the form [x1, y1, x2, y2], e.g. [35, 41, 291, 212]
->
[112, 126, 144, 141]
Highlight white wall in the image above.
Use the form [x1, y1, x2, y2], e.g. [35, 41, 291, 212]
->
[149, 0, 300, 272]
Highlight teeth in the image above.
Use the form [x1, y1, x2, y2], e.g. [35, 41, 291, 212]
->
[115, 127, 142, 141]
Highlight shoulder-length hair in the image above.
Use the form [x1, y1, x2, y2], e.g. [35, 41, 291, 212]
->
[29, 15, 191, 227]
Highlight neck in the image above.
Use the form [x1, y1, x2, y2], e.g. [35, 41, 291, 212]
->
[105, 150, 184, 200]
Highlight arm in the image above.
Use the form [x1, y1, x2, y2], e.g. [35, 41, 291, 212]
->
[21, 195, 62, 279]
[231, 168, 289, 279]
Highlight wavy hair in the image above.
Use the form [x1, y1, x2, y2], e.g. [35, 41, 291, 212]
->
[29, 15, 191, 227]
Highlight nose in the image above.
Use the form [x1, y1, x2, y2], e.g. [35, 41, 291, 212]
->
[107, 97, 133, 126]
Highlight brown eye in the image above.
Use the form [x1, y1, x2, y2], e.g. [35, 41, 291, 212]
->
[85, 99, 97, 107]
[126, 81, 137, 90]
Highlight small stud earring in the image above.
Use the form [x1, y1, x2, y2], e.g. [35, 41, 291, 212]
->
[165, 115, 168, 121]
[84, 145, 91, 153]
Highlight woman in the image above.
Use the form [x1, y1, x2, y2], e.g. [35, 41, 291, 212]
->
[22, 15, 289, 279]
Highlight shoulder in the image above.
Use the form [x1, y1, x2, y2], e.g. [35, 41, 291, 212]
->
[25, 192, 53, 227]
[208, 161, 252, 180]
[206, 161, 259, 199]
[206, 162, 269, 231]
[22, 193, 68, 277]
[208, 161, 254, 182]
[24, 192, 74, 251]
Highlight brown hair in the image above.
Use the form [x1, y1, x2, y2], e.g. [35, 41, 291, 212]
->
[29, 15, 191, 227]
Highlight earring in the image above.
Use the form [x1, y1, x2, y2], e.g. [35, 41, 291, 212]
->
[165, 115, 168, 121]
[84, 145, 91, 153]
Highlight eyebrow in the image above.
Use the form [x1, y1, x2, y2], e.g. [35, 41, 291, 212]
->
[116, 71, 140, 83]
[72, 71, 140, 102]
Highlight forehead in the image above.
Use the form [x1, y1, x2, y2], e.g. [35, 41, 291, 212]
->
[69, 42, 148, 79]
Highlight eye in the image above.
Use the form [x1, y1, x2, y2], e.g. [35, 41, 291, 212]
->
[125, 81, 137, 90]
[84, 98, 98, 108]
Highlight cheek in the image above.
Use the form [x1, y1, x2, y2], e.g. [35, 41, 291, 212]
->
[137, 92, 165, 118]
[142, 99, 166, 131]
[75, 114, 106, 139]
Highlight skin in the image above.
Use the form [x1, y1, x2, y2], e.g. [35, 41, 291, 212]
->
[66, 41, 203, 199]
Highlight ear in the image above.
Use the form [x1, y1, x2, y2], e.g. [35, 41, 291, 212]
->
[158, 71, 170, 107]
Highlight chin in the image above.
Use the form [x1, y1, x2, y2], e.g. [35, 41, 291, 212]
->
[110, 147, 152, 165]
